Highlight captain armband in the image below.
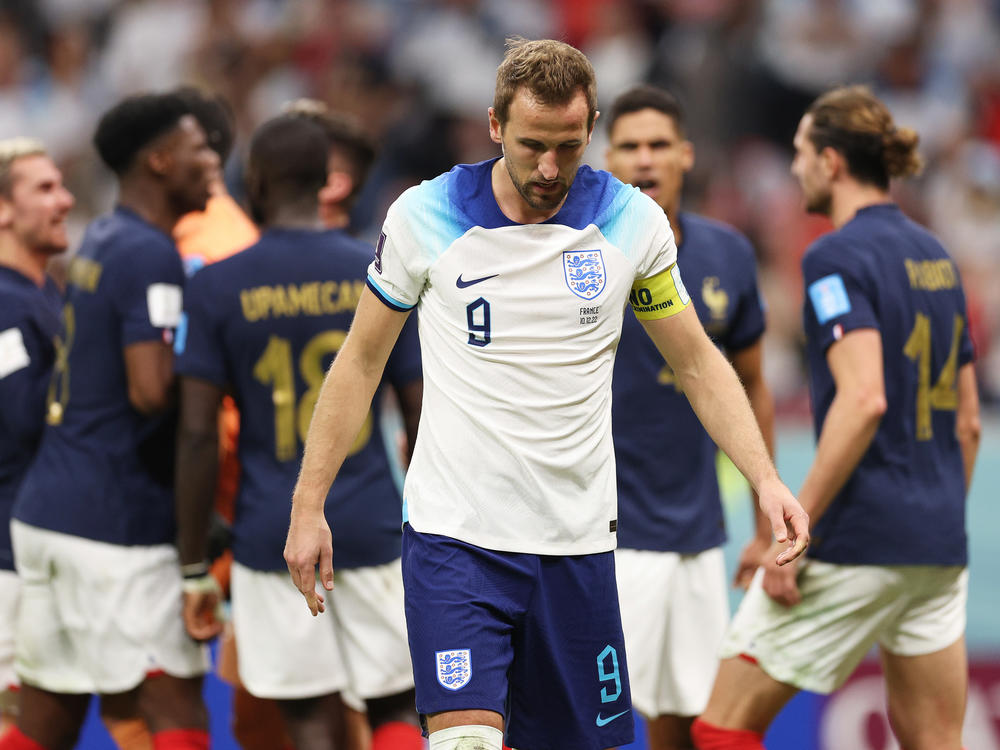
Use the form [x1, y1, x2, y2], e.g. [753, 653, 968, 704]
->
[629, 263, 691, 321]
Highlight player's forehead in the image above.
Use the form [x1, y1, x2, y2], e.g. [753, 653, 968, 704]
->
[609, 108, 681, 145]
[793, 114, 814, 152]
[171, 114, 208, 150]
[506, 86, 590, 141]
[9, 153, 61, 187]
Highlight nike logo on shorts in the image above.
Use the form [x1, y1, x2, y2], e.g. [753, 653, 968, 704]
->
[595, 709, 629, 727]
[456, 273, 498, 288]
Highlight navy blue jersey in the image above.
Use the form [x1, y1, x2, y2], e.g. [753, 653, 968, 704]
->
[613, 213, 765, 553]
[0, 268, 62, 569]
[802, 204, 973, 566]
[175, 228, 422, 571]
[14, 207, 185, 545]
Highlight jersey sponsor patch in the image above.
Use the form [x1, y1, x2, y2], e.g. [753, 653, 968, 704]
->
[563, 250, 606, 300]
[808, 274, 851, 324]
[630, 263, 690, 320]
[0, 327, 30, 379]
[436, 649, 471, 690]
[147, 283, 183, 328]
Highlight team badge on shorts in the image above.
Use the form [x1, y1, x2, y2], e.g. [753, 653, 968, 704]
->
[563, 250, 606, 300]
[435, 649, 472, 690]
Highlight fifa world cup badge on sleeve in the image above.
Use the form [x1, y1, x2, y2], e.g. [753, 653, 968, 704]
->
[436, 649, 472, 690]
[563, 250, 606, 300]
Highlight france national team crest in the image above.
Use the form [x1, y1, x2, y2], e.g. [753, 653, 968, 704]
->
[563, 250, 606, 300]
[436, 649, 472, 690]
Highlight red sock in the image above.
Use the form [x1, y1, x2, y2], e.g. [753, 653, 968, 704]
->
[0, 728, 46, 750]
[691, 718, 765, 749]
[373, 721, 423, 750]
[153, 728, 210, 750]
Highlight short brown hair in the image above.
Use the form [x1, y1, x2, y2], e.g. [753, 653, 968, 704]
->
[0, 137, 46, 196]
[493, 38, 597, 130]
[807, 85, 922, 189]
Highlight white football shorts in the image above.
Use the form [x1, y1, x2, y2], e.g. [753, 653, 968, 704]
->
[615, 547, 729, 718]
[10, 520, 209, 694]
[0, 569, 19, 694]
[720, 559, 967, 694]
[232, 557, 414, 702]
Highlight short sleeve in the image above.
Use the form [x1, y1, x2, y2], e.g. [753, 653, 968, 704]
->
[802, 239, 878, 353]
[384, 310, 422, 389]
[366, 191, 431, 311]
[174, 267, 228, 387]
[112, 238, 186, 346]
[724, 241, 767, 352]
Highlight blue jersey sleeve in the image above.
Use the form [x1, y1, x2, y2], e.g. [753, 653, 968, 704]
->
[722, 237, 766, 352]
[803, 238, 878, 353]
[174, 267, 228, 387]
[384, 310, 422, 390]
[110, 238, 186, 346]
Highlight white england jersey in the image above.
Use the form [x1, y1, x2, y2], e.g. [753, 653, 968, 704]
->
[367, 159, 688, 555]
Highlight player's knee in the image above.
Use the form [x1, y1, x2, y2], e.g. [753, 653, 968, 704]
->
[428, 724, 504, 750]
[690, 718, 765, 750]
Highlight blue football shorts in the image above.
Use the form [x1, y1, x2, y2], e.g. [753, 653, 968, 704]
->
[402, 524, 634, 750]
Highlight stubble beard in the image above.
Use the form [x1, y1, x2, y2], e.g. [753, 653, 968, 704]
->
[505, 158, 568, 211]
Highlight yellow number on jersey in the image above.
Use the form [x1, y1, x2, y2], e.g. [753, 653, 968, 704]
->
[45, 303, 75, 425]
[254, 330, 372, 462]
[903, 312, 962, 441]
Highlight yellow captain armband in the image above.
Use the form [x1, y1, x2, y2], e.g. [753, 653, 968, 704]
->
[629, 263, 691, 320]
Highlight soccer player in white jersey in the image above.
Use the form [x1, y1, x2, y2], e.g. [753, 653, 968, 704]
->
[285, 38, 809, 750]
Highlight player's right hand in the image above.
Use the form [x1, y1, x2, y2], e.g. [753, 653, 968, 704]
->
[733, 534, 771, 589]
[284, 507, 334, 616]
[756, 477, 810, 566]
[181, 575, 225, 641]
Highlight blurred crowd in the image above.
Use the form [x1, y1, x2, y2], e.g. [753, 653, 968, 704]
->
[2, 0, 999, 412]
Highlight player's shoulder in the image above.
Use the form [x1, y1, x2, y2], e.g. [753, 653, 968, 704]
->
[680, 212, 756, 261]
[0, 268, 40, 324]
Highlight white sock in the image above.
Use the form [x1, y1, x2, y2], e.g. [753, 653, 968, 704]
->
[428, 724, 504, 750]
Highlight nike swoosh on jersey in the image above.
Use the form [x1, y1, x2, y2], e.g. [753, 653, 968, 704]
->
[595, 709, 629, 727]
[456, 273, 499, 288]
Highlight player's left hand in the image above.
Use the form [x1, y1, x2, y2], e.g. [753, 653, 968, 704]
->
[284, 507, 334, 616]
[761, 540, 802, 606]
[756, 477, 810, 566]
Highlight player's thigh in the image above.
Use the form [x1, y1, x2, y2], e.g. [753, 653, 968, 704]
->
[401, 526, 521, 725]
[719, 561, 906, 695]
[327, 557, 414, 700]
[509, 550, 633, 750]
[878, 567, 968, 750]
[615, 548, 728, 720]
[230, 562, 349, 701]
[880, 638, 967, 750]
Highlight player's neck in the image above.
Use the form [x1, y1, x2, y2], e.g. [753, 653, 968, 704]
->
[117, 181, 184, 236]
[265, 205, 325, 231]
[829, 182, 892, 229]
[492, 158, 565, 224]
[0, 236, 48, 286]
[665, 204, 682, 246]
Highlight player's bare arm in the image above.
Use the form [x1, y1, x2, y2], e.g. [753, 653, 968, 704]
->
[729, 340, 778, 588]
[123, 339, 176, 414]
[955, 363, 980, 492]
[285, 287, 410, 615]
[175, 375, 225, 640]
[641, 306, 809, 564]
[761, 327, 886, 606]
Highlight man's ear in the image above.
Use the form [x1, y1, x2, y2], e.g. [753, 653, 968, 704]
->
[819, 146, 842, 180]
[488, 107, 502, 146]
[320, 170, 353, 206]
[146, 147, 171, 177]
